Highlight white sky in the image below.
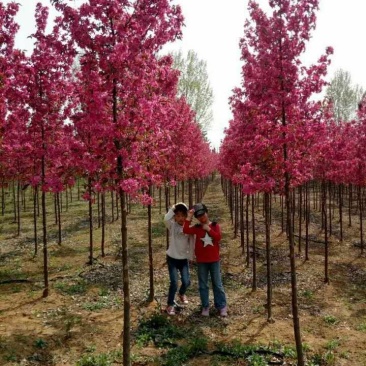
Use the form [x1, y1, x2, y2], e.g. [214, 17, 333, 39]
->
[5, 0, 366, 148]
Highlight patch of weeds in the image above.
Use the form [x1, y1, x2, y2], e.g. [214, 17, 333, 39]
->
[56, 263, 73, 272]
[215, 340, 286, 365]
[247, 353, 267, 366]
[356, 322, 366, 332]
[323, 314, 339, 325]
[4, 353, 18, 362]
[302, 343, 312, 353]
[300, 289, 314, 300]
[82, 292, 121, 311]
[77, 348, 121, 366]
[34, 338, 48, 349]
[0, 268, 24, 281]
[252, 305, 264, 314]
[282, 345, 296, 358]
[54, 280, 88, 295]
[98, 287, 109, 296]
[323, 350, 336, 365]
[76, 352, 112, 366]
[135, 313, 185, 347]
[340, 351, 350, 359]
[64, 314, 82, 338]
[164, 337, 208, 366]
[325, 338, 340, 351]
[151, 222, 166, 238]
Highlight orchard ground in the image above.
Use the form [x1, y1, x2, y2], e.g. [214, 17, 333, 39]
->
[0, 176, 366, 365]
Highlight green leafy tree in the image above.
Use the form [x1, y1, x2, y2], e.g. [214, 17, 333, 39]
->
[326, 69, 364, 123]
[171, 50, 213, 135]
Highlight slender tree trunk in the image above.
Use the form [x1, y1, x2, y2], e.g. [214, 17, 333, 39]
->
[280, 90, 303, 364]
[97, 192, 101, 228]
[12, 181, 16, 223]
[240, 188, 245, 255]
[251, 195, 257, 292]
[41, 144, 49, 298]
[264, 192, 273, 322]
[358, 186, 364, 254]
[234, 184, 239, 238]
[246, 194, 250, 267]
[88, 179, 94, 265]
[33, 186, 38, 256]
[57, 192, 62, 245]
[165, 184, 170, 249]
[339, 185, 343, 242]
[305, 182, 309, 261]
[348, 184, 352, 227]
[147, 186, 154, 302]
[101, 192, 106, 257]
[322, 181, 329, 284]
[298, 186, 302, 253]
[17, 181, 21, 236]
[120, 186, 130, 366]
[281, 194, 284, 233]
[328, 182, 332, 237]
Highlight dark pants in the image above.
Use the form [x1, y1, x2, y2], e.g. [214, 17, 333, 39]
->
[167, 255, 190, 306]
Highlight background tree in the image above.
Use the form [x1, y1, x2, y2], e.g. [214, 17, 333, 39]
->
[171, 49, 213, 136]
[325, 68, 364, 123]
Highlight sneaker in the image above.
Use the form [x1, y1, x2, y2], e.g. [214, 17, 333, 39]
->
[166, 306, 176, 315]
[178, 294, 188, 304]
[219, 306, 228, 317]
[201, 307, 210, 317]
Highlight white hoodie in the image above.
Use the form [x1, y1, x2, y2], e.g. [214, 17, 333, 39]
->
[164, 208, 194, 260]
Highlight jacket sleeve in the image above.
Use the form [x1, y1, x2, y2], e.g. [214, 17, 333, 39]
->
[208, 223, 221, 242]
[183, 219, 196, 234]
[164, 208, 175, 230]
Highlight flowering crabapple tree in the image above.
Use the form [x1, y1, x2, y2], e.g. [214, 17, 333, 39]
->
[220, 1, 333, 364]
[54, 0, 185, 364]
[25, 3, 76, 298]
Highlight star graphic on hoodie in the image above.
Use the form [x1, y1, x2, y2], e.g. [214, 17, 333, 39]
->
[201, 232, 213, 247]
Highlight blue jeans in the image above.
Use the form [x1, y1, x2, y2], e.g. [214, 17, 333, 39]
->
[167, 256, 190, 306]
[197, 261, 227, 310]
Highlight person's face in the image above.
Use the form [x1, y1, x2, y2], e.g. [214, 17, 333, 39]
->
[174, 211, 187, 226]
[196, 212, 208, 224]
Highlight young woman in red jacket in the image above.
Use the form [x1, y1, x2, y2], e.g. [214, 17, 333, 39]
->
[183, 203, 227, 317]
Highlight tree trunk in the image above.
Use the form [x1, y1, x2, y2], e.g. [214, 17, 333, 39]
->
[322, 181, 329, 284]
[251, 195, 257, 292]
[101, 192, 106, 257]
[17, 181, 21, 237]
[33, 186, 38, 256]
[264, 192, 273, 322]
[358, 186, 364, 254]
[147, 186, 154, 302]
[339, 185, 343, 242]
[120, 187, 130, 366]
[57, 192, 62, 245]
[88, 178, 94, 265]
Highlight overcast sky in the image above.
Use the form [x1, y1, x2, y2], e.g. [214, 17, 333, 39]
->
[6, 0, 366, 148]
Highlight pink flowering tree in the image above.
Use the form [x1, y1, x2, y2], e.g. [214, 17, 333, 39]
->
[25, 3, 76, 297]
[54, 1, 184, 363]
[220, 1, 332, 363]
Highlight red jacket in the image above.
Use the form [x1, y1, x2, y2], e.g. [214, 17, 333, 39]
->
[183, 220, 222, 263]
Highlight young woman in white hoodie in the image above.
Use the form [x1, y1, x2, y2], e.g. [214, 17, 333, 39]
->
[164, 202, 194, 315]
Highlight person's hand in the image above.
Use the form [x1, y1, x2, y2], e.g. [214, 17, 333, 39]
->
[202, 224, 210, 231]
[187, 209, 194, 221]
[171, 204, 176, 210]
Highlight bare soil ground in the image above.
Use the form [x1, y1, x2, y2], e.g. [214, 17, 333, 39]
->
[0, 177, 365, 365]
